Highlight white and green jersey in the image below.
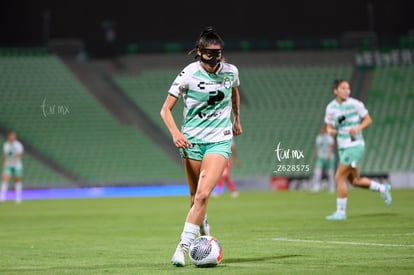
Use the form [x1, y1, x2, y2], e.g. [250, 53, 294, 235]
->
[3, 140, 24, 169]
[168, 61, 239, 143]
[316, 133, 334, 159]
[324, 97, 368, 149]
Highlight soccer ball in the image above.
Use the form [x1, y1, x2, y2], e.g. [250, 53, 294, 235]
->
[189, 235, 223, 267]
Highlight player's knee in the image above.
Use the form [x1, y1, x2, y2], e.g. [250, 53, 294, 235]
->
[335, 174, 342, 183]
[194, 191, 209, 205]
[350, 178, 359, 187]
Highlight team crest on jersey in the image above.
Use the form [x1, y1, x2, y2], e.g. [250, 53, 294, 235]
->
[223, 77, 231, 89]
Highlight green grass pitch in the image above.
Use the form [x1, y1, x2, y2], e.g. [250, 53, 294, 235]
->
[0, 189, 413, 274]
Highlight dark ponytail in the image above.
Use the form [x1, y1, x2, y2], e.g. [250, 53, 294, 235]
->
[333, 79, 348, 90]
[188, 26, 224, 57]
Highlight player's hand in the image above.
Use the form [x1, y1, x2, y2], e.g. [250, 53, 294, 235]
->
[327, 128, 336, 136]
[172, 132, 192, 149]
[233, 121, 243, 136]
[349, 127, 359, 137]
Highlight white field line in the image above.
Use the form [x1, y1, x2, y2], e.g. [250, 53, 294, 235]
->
[266, 237, 414, 248]
[281, 232, 414, 238]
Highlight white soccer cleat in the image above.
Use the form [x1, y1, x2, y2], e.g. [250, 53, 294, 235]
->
[381, 183, 392, 206]
[326, 212, 347, 220]
[171, 245, 186, 267]
[200, 220, 210, 236]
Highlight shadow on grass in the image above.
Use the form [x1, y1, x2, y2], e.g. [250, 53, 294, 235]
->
[222, 254, 302, 264]
[352, 212, 398, 219]
[0, 263, 142, 274]
[0, 256, 303, 273]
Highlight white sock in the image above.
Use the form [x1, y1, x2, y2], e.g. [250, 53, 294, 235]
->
[312, 168, 322, 191]
[336, 198, 347, 215]
[179, 222, 200, 252]
[15, 182, 22, 203]
[369, 180, 384, 192]
[0, 182, 9, 201]
[202, 214, 208, 229]
[200, 214, 210, 236]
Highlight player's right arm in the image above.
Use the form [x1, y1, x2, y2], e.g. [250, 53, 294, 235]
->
[160, 94, 192, 149]
[324, 103, 337, 137]
[326, 124, 336, 137]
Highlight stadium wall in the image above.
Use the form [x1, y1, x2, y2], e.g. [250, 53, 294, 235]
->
[2, 1, 413, 57]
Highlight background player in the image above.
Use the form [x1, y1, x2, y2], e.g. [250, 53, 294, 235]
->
[311, 125, 336, 193]
[324, 79, 392, 220]
[1, 131, 24, 204]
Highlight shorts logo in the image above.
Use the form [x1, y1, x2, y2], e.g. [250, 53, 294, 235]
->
[224, 130, 231, 135]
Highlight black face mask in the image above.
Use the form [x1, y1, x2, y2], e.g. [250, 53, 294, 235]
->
[199, 48, 222, 67]
[201, 55, 220, 66]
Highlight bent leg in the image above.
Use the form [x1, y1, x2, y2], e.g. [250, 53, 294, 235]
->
[186, 153, 227, 225]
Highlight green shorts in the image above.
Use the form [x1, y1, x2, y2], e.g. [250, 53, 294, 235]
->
[338, 145, 365, 168]
[316, 157, 336, 169]
[180, 139, 232, 161]
[3, 166, 23, 177]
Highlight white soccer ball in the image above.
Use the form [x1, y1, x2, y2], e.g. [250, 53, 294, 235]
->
[189, 235, 223, 267]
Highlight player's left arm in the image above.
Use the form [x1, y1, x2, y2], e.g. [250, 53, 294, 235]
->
[349, 114, 372, 137]
[231, 86, 242, 136]
[13, 143, 24, 161]
[349, 100, 371, 137]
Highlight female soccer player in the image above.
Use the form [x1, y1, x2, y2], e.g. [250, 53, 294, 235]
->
[1, 131, 24, 204]
[311, 125, 336, 193]
[160, 26, 242, 266]
[324, 79, 392, 220]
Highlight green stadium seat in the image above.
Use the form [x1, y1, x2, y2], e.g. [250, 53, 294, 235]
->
[0, 51, 184, 186]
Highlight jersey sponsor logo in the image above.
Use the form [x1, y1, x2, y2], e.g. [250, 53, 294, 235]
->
[198, 110, 222, 119]
[197, 81, 206, 90]
[197, 81, 222, 90]
[207, 90, 225, 105]
[337, 115, 346, 124]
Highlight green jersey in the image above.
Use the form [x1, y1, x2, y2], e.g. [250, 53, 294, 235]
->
[3, 140, 24, 169]
[324, 97, 368, 149]
[168, 61, 239, 143]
